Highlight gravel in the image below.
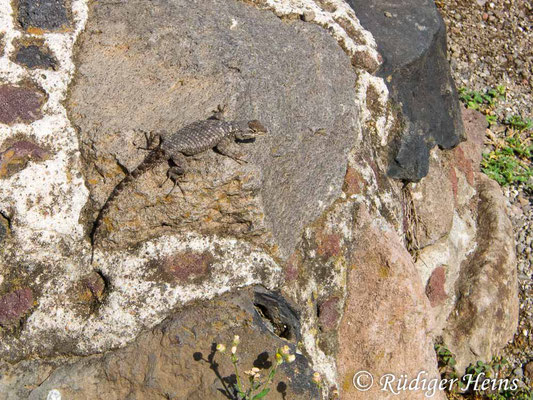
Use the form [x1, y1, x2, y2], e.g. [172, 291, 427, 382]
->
[438, 0, 532, 381]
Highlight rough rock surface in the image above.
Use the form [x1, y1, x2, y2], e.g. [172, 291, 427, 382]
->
[68, 0, 361, 256]
[443, 176, 518, 373]
[336, 205, 444, 400]
[0, 287, 319, 400]
[413, 108, 518, 372]
[0, 84, 45, 125]
[17, 0, 71, 32]
[347, 0, 464, 181]
[14, 43, 57, 70]
[0, 0, 520, 398]
[437, 0, 532, 376]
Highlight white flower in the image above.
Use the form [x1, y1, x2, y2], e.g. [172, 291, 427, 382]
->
[231, 346, 237, 354]
[216, 344, 226, 353]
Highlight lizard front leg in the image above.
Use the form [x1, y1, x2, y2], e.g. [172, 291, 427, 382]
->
[209, 104, 227, 121]
[215, 137, 248, 164]
[136, 131, 161, 151]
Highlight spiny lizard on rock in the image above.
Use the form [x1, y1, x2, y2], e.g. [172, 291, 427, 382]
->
[90, 118, 268, 258]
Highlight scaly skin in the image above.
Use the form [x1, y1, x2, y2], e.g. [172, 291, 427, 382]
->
[90, 118, 267, 260]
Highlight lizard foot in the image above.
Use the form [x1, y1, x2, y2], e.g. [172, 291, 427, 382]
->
[209, 104, 227, 121]
[161, 166, 186, 197]
[136, 130, 160, 151]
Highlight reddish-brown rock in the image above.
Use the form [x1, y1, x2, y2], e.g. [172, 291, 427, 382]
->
[0, 140, 49, 178]
[159, 251, 214, 283]
[318, 296, 340, 332]
[337, 205, 443, 399]
[426, 266, 448, 307]
[0, 288, 34, 326]
[0, 84, 45, 125]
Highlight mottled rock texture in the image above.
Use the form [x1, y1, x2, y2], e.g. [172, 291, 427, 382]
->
[68, 0, 360, 257]
[413, 108, 518, 372]
[347, 0, 464, 181]
[0, 139, 49, 178]
[0, 0, 519, 397]
[0, 288, 33, 327]
[443, 176, 518, 373]
[0, 84, 45, 125]
[14, 43, 57, 69]
[17, 0, 71, 31]
[0, 288, 319, 400]
[336, 205, 444, 400]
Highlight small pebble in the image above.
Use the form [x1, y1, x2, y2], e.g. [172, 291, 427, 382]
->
[302, 10, 315, 22]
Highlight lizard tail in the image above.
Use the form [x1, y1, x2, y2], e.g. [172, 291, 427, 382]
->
[90, 147, 166, 262]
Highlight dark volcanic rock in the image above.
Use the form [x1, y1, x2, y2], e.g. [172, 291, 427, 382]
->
[17, 0, 71, 31]
[347, 0, 464, 181]
[14, 44, 57, 69]
[0, 84, 45, 125]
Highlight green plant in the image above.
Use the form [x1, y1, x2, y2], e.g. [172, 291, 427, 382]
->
[504, 115, 533, 131]
[489, 387, 533, 400]
[435, 344, 464, 392]
[465, 360, 493, 379]
[435, 346, 533, 400]
[481, 133, 532, 189]
[215, 336, 297, 399]
[436, 344, 457, 369]
[458, 85, 506, 125]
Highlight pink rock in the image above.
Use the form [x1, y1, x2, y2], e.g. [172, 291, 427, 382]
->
[0, 84, 45, 125]
[316, 232, 341, 259]
[337, 205, 443, 399]
[160, 251, 214, 283]
[0, 140, 49, 178]
[0, 288, 34, 326]
[318, 296, 340, 332]
[426, 266, 448, 307]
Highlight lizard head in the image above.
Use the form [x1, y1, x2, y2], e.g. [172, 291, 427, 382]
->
[234, 120, 268, 140]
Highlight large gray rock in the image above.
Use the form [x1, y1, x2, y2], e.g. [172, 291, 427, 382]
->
[347, 0, 464, 181]
[68, 0, 360, 257]
[0, 287, 319, 400]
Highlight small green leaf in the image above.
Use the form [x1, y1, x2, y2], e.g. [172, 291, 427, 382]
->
[252, 388, 271, 399]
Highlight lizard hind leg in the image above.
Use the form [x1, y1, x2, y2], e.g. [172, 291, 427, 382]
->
[161, 165, 186, 197]
[208, 104, 227, 121]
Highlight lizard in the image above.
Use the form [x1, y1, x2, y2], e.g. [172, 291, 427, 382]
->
[89, 118, 268, 259]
